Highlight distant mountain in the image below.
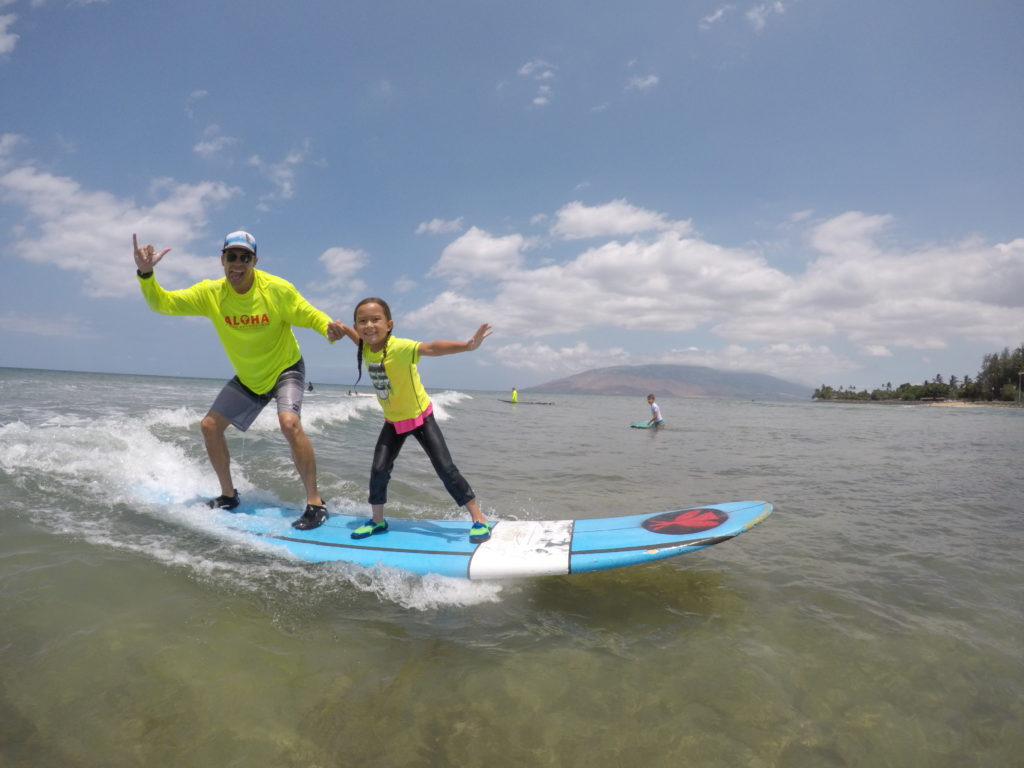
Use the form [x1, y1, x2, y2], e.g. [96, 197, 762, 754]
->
[525, 364, 813, 400]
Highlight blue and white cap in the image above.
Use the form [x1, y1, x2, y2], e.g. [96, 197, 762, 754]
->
[222, 230, 257, 255]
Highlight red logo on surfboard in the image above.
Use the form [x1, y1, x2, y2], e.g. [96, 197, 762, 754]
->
[642, 508, 728, 535]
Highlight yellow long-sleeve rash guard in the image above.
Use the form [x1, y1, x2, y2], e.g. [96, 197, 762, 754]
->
[139, 270, 330, 395]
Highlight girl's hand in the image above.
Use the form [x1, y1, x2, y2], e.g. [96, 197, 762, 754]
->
[419, 325, 492, 357]
[326, 321, 346, 342]
[467, 323, 493, 351]
[326, 321, 359, 344]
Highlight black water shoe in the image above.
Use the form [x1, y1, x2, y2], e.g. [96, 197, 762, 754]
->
[207, 490, 240, 511]
[292, 502, 329, 530]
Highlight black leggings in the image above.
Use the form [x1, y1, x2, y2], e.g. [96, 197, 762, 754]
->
[368, 413, 475, 507]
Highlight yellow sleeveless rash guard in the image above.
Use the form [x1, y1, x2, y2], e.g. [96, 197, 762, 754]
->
[363, 337, 433, 431]
[139, 270, 330, 395]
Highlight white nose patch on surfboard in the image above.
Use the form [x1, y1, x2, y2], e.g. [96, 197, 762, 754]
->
[467, 520, 574, 579]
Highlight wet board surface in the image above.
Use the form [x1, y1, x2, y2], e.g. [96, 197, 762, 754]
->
[209, 500, 773, 580]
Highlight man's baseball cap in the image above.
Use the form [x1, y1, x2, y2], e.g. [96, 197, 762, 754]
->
[222, 231, 257, 255]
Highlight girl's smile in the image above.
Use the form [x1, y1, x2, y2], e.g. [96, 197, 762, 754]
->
[355, 303, 394, 351]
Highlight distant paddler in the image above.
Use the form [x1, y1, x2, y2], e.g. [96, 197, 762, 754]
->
[646, 393, 665, 428]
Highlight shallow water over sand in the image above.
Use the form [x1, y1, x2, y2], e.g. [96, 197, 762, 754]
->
[1, 368, 1021, 767]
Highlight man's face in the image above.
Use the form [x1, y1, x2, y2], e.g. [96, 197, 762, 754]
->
[221, 248, 257, 292]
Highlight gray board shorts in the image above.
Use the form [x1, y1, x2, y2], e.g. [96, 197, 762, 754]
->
[210, 358, 306, 431]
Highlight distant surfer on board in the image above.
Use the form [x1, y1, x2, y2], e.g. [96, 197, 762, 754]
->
[132, 231, 351, 531]
[646, 393, 665, 428]
[510, 387, 518, 403]
[339, 297, 495, 543]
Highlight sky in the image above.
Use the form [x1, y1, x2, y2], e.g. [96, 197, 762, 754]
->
[1, 0, 1022, 393]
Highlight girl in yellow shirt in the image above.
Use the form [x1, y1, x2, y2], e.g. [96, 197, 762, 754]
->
[344, 297, 494, 543]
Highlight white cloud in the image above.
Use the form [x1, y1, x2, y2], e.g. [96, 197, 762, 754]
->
[406, 203, 1024, 386]
[519, 59, 555, 78]
[429, 226, 526, 286]
[746, 1, 786, 32]
[995, 237, 1024, 255]
[416, 217, 464, 235]
[493, 341, 630, 377]
[55, 133, 77, 155]
[0, 310, 98, 339]
[393, 276, 416, 294]
[700, 5, 734, 29]
[0, 163, 237, 298]
[0, 132, 23, 164]
[861, 345, 893, 357]
[319, 246, 366, 285]
[658, 342, 854, 385]
[518, 58, 557, 107]
[185, 90, 209, 120]
[306, 246, 368, 309]
[551, 199, 690, 240]
[0, 13, 18, 55]
[247, 139, 313, 205]
[792, 213, 1024, 352]
[413, 226, 786, 337]
[491, 338, 853, 390]
[626, 74, 659, 92]
[193, 125, 237, 158]
[808, 210, 893, 258]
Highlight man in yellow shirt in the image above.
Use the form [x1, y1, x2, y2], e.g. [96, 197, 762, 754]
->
[132, 231, 348, 530]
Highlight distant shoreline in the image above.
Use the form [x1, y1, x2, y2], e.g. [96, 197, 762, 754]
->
[926, 401, 1019, 408]
[814, 398, 1020, 409]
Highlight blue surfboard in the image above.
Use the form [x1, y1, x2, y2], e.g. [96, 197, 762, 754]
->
[213, 500, 773, 580]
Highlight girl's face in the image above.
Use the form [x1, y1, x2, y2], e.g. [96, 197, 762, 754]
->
[354, 302, 393, 350]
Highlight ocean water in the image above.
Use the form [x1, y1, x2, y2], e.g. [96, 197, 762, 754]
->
[1, 367, 1021, 768]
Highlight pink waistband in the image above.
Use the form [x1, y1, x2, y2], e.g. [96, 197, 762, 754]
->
[388, 402, 433, 434]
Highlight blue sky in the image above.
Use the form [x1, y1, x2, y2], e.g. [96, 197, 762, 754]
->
[1, 0, 1022, 392]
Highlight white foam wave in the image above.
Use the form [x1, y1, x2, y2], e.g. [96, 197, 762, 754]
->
[2, 407, 509, 609]
[304, 562, 509, 611]
[243, 394, 382, 435]
[424, 390, 473, 422]
[84, 502, 507, 610]
[1, 416, 204, 499]
[144, 405, 205, 431]
[337, 562, 506, 609]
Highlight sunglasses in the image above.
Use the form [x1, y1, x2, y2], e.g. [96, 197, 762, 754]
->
[223, 250, 254, 263]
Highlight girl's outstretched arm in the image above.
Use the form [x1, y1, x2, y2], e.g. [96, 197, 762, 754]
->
[419, 323, 492, 357]
[327, 321, 360, 345]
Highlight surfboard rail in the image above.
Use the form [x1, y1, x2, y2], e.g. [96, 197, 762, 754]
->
[212, 499, 773, 580]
